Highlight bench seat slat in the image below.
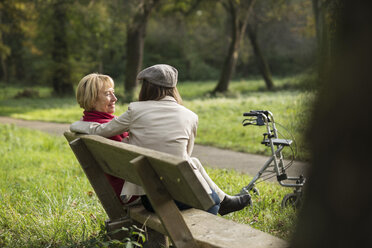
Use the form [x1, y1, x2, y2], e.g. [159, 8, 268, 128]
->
[129, 206, 288, 248]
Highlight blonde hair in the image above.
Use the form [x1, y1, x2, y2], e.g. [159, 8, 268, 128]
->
[76, 73, 114, 111]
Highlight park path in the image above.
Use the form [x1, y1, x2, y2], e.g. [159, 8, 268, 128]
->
[0, 116, 308, 181]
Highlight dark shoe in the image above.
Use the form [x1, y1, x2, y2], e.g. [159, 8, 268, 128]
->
[218, 193, 252, 216]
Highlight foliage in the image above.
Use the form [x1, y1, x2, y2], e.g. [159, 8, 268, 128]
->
[1, 0, 315, 89]
[78, 224, 146, 248]
[0, 124, 298, 247]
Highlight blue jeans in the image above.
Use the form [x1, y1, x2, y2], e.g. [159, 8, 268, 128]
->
[141, 189, 220, 215]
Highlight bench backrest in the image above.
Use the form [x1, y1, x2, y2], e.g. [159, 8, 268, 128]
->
[64, 132, 214, 211]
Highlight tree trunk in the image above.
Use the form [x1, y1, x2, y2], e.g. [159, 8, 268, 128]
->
[246, 23, 274, 90]
[214, 15, 240, 93]
[124, 25, 145, 102]
[0, 56, 7, 82]
[213, 0, 256, 94]
[0, 10, 8, 82]
[312, 0, 331, 84]
[51, 0, 73, 96]
[292, 1, 372, 247]
[124, 0, 160, 102]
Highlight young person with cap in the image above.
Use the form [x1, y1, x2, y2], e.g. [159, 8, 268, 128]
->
[70, 64, 252, 215]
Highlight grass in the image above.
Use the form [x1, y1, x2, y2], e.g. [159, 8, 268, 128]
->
[0, 125, 106, 247]
[0, 124, 298, 247]
[205, 167, 297, 239]
[0, 76, 314, 160]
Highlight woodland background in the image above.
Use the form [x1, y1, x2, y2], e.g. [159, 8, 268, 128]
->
[0, 0, 317, 100]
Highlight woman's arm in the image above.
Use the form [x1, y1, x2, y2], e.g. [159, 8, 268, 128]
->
[187, 116, 198, 156]
[70, 108, 131, 137]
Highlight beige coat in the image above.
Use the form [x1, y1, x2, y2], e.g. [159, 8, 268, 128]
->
[70, 96, 224, 199]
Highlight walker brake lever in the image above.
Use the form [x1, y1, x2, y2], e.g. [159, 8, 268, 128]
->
[242, 118, 256, 126]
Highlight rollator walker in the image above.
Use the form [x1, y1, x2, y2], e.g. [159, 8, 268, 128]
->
[240, 110, 306, 208]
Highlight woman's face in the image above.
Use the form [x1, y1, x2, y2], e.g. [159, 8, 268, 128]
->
[93, 85, 117, 114]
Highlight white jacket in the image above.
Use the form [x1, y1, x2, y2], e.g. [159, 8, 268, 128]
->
[70, 96, 218, 197]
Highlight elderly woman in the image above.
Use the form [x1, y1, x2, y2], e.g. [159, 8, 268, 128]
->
[71, 65, 251, 215]
[75, 73, 139, 205]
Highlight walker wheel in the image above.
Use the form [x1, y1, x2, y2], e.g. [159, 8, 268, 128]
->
[281, 193, 301, 208]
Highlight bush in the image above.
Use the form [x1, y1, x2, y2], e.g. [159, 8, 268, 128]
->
[14, 88, 40, 99]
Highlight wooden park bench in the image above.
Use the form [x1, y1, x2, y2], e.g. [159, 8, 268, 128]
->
[64, 131, 288, 248]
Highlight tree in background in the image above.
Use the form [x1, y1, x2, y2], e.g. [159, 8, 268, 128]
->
[50, 0, 73, 96]
[213, 0, 256, 94]
[68, 1, 122, 78]
[0, 0, 316, 96]
[245, 0, 286, 90]
[0, 2, 11, 82]
[143, 0, 213, 81]
[124, 0, 160, 102]
[0, 1, 28, 83]
[292, 0, 372, 247]
[311, 0, 331, 84]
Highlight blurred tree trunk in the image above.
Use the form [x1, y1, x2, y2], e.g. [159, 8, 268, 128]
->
[51, 0, 73, 96]
[0, 1, 24, 83]
[312, 0, 331, 84]
[213, 0, 256, 94]
[246, 23, 274, 90]
[292, 1, 372, 247]
[0, 56, 7, 82]
[124, 0, 160, 102]
[0, 20, 9, 82]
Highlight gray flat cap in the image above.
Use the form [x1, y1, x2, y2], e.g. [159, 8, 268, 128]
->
[137, 64, 178, 88]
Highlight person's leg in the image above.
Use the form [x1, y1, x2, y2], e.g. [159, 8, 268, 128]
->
[190, 157, 252, 216]
[141, 195, 154, 212]
[141, 189, 220, 215]
[206, 189, 220, 215]
[191, 157, 226, 201]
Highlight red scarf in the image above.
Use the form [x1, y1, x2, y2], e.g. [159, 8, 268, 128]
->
[83, 111, 128, 141]
[82, 111, 131, 204]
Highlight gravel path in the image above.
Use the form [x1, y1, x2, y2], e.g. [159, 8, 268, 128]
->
[0, 116, 308, 181]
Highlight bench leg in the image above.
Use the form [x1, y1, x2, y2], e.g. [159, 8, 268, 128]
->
[106, 218, 169, 248]
[131, 156, 198, 248]
[144, 228, 169, 248]
[105, 218, 133, 240]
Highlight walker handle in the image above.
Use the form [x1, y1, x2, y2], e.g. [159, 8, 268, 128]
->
[243, 110, 269, 117]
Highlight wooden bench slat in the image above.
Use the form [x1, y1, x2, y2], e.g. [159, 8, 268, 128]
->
[145, 158, 214, 210]
[83, 137, 142, 185]
[132, 155, 198, 248]
[129, 206, 288, 248]
[80, 135, 214, 210]
[68, 137, 126, 220]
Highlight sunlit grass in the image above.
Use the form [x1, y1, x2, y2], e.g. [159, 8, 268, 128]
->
[185, 91, 313, 160]
[0, 124, 297, 247]
[205, 167, 296, 240]
[0, 124, 107, 247]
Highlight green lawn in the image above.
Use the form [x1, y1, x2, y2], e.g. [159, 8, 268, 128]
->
[0, 76, 314, 160]
[0, 124, 296, 247]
